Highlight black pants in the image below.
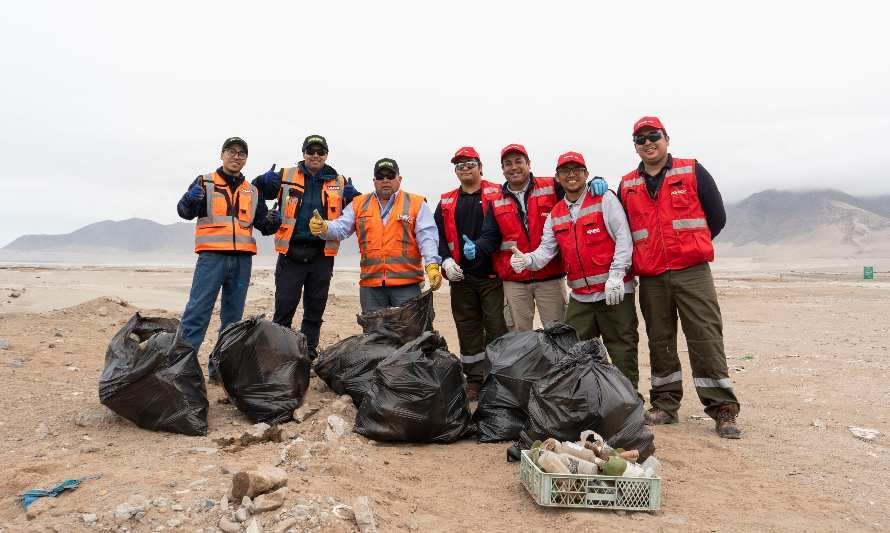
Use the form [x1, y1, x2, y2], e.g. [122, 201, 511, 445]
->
[450, 276, 509, 386]
[273, 253, 335, 349]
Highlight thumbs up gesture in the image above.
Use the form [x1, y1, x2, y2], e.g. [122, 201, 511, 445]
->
[510, 246, 531, 273]
[343, 176, 359, 199]
[461, 234, 477, 261]
[309, 209, 328, 237]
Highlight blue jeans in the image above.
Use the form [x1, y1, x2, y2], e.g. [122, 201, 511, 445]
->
[179, 253, 252, 370]
[359, 283, 421, 313]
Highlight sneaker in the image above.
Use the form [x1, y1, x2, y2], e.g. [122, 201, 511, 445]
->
[644, 407, 678, 425]
[466, 382, 481, 402]
[715, 408, 741, 439]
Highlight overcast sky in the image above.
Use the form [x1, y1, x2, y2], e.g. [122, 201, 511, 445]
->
[1, 1, 888, 247]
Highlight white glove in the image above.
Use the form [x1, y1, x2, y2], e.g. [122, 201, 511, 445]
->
[510, 246, 531, 273]
[442, 258, 464, 281]
[604, 274, 625, 306]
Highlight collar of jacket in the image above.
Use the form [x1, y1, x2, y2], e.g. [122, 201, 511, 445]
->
[298, 161, 339, 181]
[636, 153, 674, 177]
[216, 167, 244, 187]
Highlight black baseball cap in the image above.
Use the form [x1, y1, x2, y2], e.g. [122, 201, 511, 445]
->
[302, 134, 329, 153]
[374, 158, 399, 177]
[221, 137, 248, 154]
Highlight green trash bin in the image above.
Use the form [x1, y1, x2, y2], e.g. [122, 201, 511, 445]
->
[864, 266, 874, 280]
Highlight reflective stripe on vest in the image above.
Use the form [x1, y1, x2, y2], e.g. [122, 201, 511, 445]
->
[632, 229, 649, 242]
[566, 272, 610, 289]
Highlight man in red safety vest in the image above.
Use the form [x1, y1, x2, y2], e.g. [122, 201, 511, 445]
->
[590, 116, 742, 439]
[510, 151, 639, 389]
[433, 146, 508, 400]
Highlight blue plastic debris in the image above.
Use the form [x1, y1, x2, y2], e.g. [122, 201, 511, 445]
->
[20, 474, 101, 510]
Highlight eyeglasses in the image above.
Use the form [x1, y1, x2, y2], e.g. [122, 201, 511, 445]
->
[633, 132, 663, 145]
[374, 173, 397, 181]
[223, 148, 247, 159]
[556, 166, 587, 177]
[454, 161, 479, 171]
[304, 148, 328, 156]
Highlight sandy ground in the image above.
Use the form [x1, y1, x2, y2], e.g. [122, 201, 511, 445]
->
[0, 262, 888, 532]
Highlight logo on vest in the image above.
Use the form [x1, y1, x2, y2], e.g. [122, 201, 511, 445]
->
[398, 214, 414, 223]
[586, 228, 601, 235]
[670, 189, 687, 196]
[327, 185, 341, 191]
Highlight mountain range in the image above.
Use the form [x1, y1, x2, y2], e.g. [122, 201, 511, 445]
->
[4, 189, 889, 262]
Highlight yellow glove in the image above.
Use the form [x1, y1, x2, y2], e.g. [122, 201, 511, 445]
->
[426, 263, 442, 291]
[308, 209, 328, 237]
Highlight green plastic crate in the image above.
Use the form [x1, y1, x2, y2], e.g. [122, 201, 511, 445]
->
[519, 449, 661, 511]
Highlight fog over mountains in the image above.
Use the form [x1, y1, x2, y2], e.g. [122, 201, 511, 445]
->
[4, 189, 889, 263]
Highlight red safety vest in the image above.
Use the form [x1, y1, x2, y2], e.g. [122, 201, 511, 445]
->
[550, 193, 632, 295]
[273, 167, 346, 257]
[619, 157, 714, 277]
[438, 179, 501, 265]
[491, 177, 564, 282]
[194, 172, 258, 254]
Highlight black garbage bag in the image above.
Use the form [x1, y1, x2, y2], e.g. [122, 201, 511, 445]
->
[210, 316, 311, 424]
[99, 313, 208, 436]
[355, 332, 476, 443]
[473, 322, 578, 442]
[518, 339, 655, 460]
[314, 331, 402, 405]
[356, 290, 434, 345]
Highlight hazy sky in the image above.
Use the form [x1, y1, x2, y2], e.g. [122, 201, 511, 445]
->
[2, 1, 888, 247]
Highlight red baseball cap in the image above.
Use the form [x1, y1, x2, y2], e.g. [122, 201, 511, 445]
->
[556, 151, 586, 169]
[500, 143, 529, 160]
[632, 116, 666, 135]
[450, 146, 480, 163]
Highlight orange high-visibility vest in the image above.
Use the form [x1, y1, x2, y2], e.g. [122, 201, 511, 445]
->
[354, 190, 426, 287]
[273, 167, 346, 257]
[619, 157, 714, 277]
[438, 179, 501, 264]
[194, 172, 258, 254]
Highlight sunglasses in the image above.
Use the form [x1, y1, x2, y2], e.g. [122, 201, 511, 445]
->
[304, 148, 328, 156]
[454, 161, 479, 171]
[374, 173, 397, 181]
[633, 132, 663, 145]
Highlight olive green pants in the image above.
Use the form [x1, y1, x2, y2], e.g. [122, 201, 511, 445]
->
[639, 263, 740, 418]
[564, 294, 640, 390]
[450, 276, 509, 386]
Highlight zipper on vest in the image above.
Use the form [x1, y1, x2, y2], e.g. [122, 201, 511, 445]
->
[572, 221, 591, 290]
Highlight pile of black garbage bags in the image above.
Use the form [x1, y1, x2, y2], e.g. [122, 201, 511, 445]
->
[100, 292, 653, 459]
[475, 322, 654, 460]
[100, 312, 312, 435]
[315, 291, 475, 443]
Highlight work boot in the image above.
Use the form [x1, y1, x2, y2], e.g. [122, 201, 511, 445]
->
[466, 382, 481, 402]
[644, 407, 678, 426]
[715, 407, 741, 439]
[308, 347, 319, 362]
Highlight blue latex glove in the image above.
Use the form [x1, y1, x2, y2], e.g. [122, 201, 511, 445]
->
[258, 164, 279, 188]
[342, 177, 358, 200]
[185, 183, 205, 204]
[589, 177, 608, 196]
[462, 234, 476, 261]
